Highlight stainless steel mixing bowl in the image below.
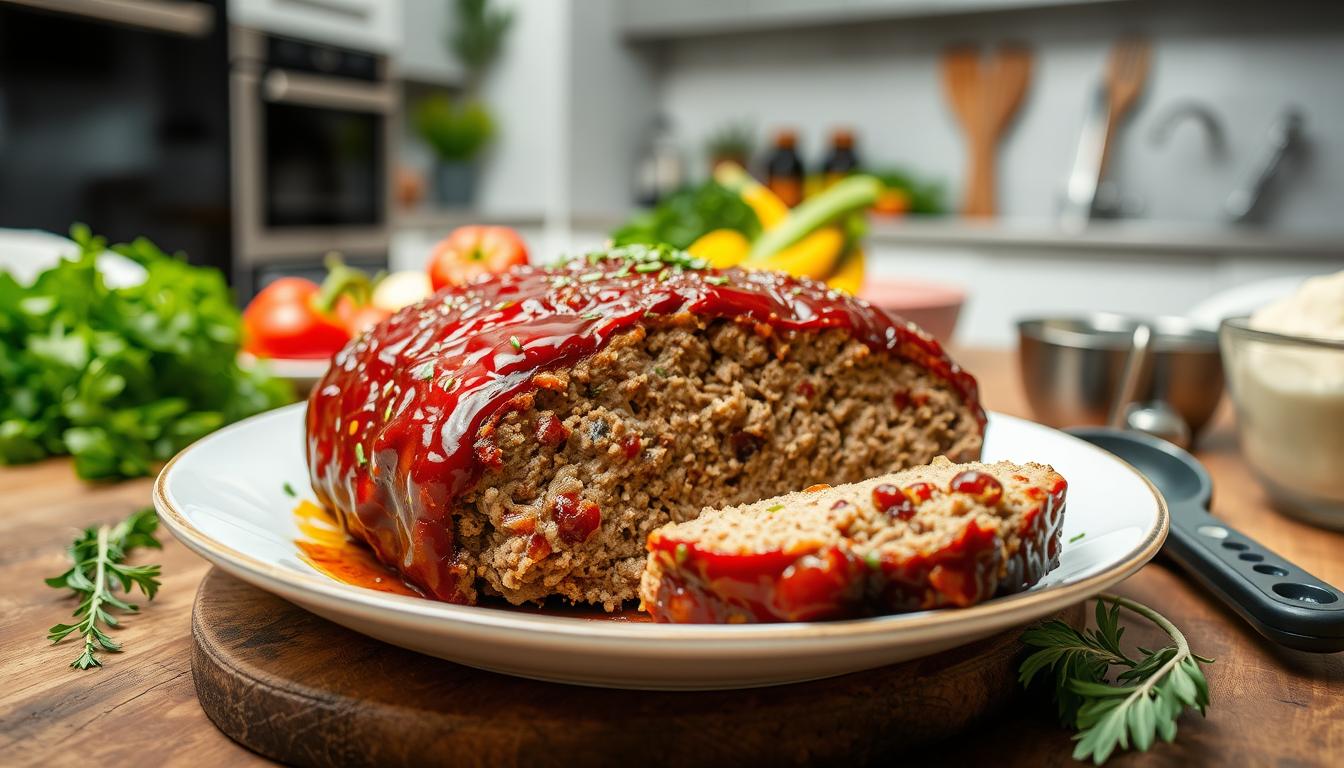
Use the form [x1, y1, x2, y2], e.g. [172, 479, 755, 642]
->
[1017, 313, 1225, 438]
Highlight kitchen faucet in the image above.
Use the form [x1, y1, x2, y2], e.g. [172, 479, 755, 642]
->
[1223, 109, 1305, 223]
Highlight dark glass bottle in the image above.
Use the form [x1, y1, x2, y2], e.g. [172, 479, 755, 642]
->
[763, 129, 805, 208]
[822, 129, 860, 189]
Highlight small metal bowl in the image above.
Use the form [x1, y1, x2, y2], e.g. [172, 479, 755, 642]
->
[1017, 313, 1224, 438]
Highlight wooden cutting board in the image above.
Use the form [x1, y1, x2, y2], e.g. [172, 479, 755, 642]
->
[191, 569, 1082, 767]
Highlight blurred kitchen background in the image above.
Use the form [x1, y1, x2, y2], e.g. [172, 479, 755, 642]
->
[2, 0, 1341, 347]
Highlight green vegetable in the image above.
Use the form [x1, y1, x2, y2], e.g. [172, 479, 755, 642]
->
[747, 174, 882, 262]
[45, 508, 163, 670]
[612, 181, 761, 250]
[0, 225, 292, 480]
[1020, 594, 1213, 765]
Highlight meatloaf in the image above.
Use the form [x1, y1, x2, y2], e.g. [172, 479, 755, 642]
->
[640, 457, 1068, 623]
[306, 245, 987, 609]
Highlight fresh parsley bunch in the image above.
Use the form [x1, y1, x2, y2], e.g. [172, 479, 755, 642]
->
[46, 508, 163, 669]
[1021, 594, 1214, 765]
[0, 225, 292, 479]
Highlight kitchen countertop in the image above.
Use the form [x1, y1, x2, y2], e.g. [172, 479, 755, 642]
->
[394, 207, 1344, 257]
[2, 348, 1341, 766]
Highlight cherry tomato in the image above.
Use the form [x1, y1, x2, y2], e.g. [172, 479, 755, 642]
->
[242, 277, 350, 359]
[427, 225, 529, 290]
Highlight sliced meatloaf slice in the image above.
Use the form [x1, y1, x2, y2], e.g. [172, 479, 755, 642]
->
[639, 457, 1067, 623]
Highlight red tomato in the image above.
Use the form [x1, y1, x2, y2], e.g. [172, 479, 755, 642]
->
[242, 277, 351, 359]
[337, 299, 393, 336]
[427, 226, 529, 290]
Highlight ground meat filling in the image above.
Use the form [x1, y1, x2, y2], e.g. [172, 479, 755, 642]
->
[457, 318, 983, 609]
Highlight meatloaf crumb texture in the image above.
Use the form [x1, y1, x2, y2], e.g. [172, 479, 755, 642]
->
[639, 457, 1067, 622]
[463, 321, 983, 608]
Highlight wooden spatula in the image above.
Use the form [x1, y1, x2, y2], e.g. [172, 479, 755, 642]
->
[1099, 38, 1151, 175]
[942, 44, 1033, 217]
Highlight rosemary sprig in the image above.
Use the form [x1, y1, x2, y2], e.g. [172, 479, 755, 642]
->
[45, 508, 163, 670]
[1020, 594, 1213, 765]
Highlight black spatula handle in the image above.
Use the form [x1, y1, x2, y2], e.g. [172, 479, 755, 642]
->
[1067, 426, 1344, 653]
[1164, 502, 1344, 653]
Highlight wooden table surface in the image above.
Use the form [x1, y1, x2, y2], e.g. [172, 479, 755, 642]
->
[2, 348, 1341, 767]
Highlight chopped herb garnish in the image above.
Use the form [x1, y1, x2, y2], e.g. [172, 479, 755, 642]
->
[383, 402, 393, 421]
[509, 336, 523, 351]
[579, 272, 603, 283]
[411, 362, 434, 381]
[282, 482, 296, 497]
[580, 311, 603, 320]
[382, 380, 395, 396]
[657, 268, 670, 282]
[438, 375, 456, 391]
[634, 262, 663, 273]
[705, 275, 729, 286]
[864, 549, 882, 571]
[674, 543, 689, 565]
[1069, 531, 1086, 543]
[611, 266, 631, 279]
[653, 366, 669, 378]
[354, 443, 367, 467]
[766, 503, 784, 513]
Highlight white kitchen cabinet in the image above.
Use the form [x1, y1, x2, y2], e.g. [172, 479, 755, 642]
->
[397, 0, 464, 85]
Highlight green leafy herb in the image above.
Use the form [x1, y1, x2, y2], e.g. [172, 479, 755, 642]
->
[354, 443, 367, 466]
[705, 275, 729, 286]
[509, 335, 522, 351]
[611, 181, 761, 249]
[864, 549, 882, 570]
[283, 482, 296, 497]
[1020, 594, 1213, 765]
[0, 225, 291, 480]
[412, 362, 435, 380]
[765, 504, 784, 513]
[1069, 532, 1087, 543]
[46, 508, 163, 669]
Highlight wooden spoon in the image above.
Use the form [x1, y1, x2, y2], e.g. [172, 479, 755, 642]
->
[1099, 37, 1151, 175]
[942, 44, 1033, 217]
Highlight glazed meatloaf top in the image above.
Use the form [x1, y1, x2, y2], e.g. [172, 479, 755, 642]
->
[306, 245, 986, 603]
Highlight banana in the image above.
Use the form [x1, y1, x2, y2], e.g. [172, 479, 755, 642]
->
[745, 226, 845, 280]
[713, 162, 789, 230]
[687, 228, 752, 269]
[826, 246, 866, 295]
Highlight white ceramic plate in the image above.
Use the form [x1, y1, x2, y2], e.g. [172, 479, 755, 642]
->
[237, 352, 329, 391]
[155, 404, 1167, 690]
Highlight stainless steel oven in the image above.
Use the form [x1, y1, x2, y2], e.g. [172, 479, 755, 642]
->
[229, 26, 394, 295]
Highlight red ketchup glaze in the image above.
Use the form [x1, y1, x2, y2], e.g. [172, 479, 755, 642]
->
[872, 483, 915, 520]
[307, 257, 985, 604]
[949, 469, 1004, 506]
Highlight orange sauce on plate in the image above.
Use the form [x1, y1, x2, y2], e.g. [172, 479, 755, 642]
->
[292, 500, 650, 621]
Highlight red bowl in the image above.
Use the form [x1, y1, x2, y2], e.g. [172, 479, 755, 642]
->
[859, 278, 966, 342]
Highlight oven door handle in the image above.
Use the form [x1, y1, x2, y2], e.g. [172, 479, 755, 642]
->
[7, 0, 214, 37]
[262, 69, 395, 114]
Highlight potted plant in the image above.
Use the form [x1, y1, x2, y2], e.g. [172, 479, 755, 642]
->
[414, 0, 512, 207]
[414, 96, 495, 206]
[705, 120, 755, 175]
